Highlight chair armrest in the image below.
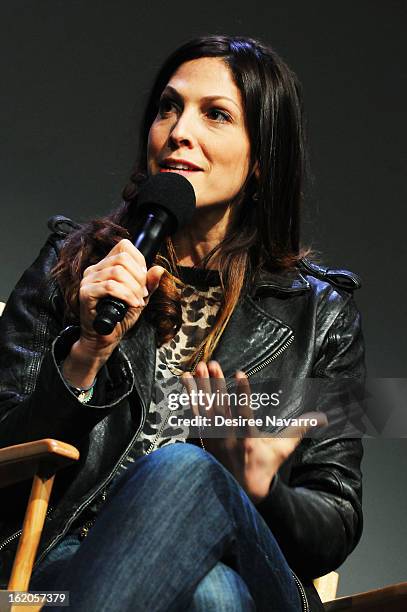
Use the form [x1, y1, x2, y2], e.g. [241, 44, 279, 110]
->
[0, 439, 80, 487]
[324, 581, 407, 611]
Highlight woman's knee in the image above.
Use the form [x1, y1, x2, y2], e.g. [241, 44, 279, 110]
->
[110, 442, 244, 522]
[188, 562, 255, 611]
[126, 443, 224, 491]
[150, 441, 210, 470]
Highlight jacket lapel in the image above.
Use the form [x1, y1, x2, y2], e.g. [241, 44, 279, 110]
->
[212, 295, 293, 379]
[211, 267, 311, 377]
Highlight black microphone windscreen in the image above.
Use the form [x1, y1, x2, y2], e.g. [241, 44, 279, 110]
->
[137, 173, 196, 230]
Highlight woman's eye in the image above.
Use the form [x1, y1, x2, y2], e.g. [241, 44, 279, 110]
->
[158, 98, 178, 116]
[207, 108, 231, 123]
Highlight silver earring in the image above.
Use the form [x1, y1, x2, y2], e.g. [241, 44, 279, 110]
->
[252, 191, 259, 201]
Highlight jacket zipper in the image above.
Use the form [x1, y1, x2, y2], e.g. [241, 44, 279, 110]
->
[0, 530, 22, 553]
[243, 334, 295, 380]
[145, 416, 171, 455]
[0, 506, 54, 554]
[291, 571, 309, 612]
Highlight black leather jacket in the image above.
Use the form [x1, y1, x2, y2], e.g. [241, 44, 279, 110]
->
[0, 218, 365, 612]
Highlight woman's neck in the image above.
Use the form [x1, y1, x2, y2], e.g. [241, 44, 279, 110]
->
[173, 204, 230, 269]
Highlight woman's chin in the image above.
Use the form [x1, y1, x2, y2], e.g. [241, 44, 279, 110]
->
[194, 200, 231, 211]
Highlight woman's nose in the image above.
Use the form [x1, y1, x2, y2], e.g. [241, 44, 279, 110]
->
[168, 111, 196, 149]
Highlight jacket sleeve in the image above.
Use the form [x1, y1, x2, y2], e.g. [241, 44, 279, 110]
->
[0, 234, 135, 449]
[256, 294, 365, 580]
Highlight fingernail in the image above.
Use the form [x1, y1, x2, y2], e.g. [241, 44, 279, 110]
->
[142, 287, 149, 297]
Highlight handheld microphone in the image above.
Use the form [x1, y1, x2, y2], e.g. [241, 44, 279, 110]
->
[93, 173, 196, 335]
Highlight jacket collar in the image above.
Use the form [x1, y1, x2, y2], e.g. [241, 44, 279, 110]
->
[179, 264, 311, 296]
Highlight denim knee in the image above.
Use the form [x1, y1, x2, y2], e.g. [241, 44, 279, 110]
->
[188, 561, 255, 611]
[121, 442, 225, 493]
[149, 441, 210, 469]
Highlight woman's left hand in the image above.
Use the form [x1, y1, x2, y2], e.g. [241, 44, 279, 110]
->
[181, 360, 327, 504]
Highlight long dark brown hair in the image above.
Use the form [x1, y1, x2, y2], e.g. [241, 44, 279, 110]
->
[54, 35, 309, 365]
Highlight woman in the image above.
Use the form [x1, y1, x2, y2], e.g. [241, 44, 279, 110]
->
[0, 36, 364, 611]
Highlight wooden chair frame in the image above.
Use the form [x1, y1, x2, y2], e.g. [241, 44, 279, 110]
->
[0, 439, 79, 611]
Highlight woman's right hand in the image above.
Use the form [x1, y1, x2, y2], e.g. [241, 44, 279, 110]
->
[62, 239, 164, 388]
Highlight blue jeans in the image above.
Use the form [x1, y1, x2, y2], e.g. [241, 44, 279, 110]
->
[30, 443, 302, 611]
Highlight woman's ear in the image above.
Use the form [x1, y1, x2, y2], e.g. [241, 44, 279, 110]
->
[253, 161, 260, 180]
[247, 162, 260, 201]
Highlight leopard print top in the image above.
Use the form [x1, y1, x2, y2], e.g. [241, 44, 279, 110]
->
[132, 265, 222, 457]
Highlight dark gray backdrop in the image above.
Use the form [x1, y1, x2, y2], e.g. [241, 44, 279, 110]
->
[1, 0, 406, 597]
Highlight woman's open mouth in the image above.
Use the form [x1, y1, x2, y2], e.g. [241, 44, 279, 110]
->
[158, 159, 203, 174]
[159, 167, 201, 175]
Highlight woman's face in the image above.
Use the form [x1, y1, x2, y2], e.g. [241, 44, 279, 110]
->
[147, 57, 252, 209]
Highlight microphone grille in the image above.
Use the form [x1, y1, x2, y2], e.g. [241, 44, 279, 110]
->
[137, 173, 196, 230]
